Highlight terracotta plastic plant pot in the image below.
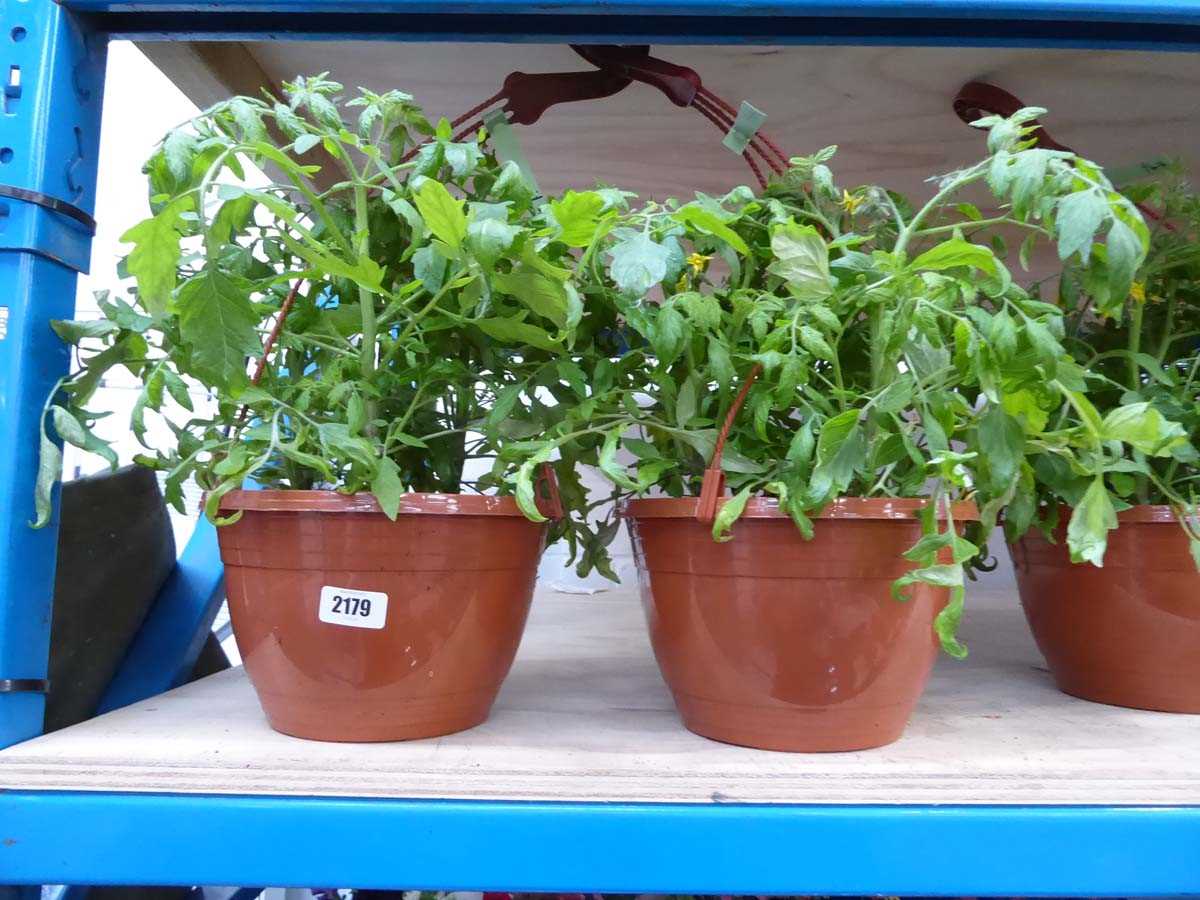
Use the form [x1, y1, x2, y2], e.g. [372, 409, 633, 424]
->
[625, 496, 977, 752]
[1011, 506, 1200, 714]
[216, 490, 547, 741]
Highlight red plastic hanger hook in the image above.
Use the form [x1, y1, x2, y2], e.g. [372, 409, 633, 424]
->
[570, 44, 700, 107]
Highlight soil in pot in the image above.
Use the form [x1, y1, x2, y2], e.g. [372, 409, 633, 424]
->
[217, 490, 546, 741]
[626, 496, 972, 752]
[1012, 506, 1200, 714]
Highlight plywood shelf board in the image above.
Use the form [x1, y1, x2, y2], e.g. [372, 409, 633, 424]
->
[141, 42, 1200, 202]
[2, 582, 1197, 806]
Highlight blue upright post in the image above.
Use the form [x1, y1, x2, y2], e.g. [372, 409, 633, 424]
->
[0, 0, 106, 749]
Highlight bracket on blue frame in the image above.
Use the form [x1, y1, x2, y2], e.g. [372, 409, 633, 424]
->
[0, 194, 96, 273]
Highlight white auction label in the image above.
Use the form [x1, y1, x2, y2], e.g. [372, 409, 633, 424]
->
[318, 585, 388, 630]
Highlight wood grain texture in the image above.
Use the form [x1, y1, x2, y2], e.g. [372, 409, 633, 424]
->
[2, 579, 1197, 805]
[145, 41, 1200, 201]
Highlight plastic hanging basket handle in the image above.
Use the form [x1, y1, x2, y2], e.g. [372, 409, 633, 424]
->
[695, 362, 763, 524]
[415, 48, 794, 190]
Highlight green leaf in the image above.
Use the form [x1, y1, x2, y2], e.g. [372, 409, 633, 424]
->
[293, 133, 322, 155]
[799, 325, 834, 360]
[707, 338, 735, 389]
[467, 216, 521, 265]
[609, 233, 672, 296]
[676, 373, 700, 427]
[50, 406, 118, 469]
[474, 317, 560, 351]
[50, 319, 120, 343]
[935, 587, 968, 659]
[1105, 217, 1142, 305]
[768, 222, 832, 300]
[413, 245, 447, 292]
[809, 408, 865, 499]
[162, 129, 197, 180]
[786, 420, 815, 464]
[177, 268, 262, 389]
[487, 382, 525, 434]
[652, 306, 687, 364]
[549, 190, 606, 247]
[599, 429, 639, 491]
[491, 269, 569, 328]
[317, 422, 377, 468]
[1002, 388, 1049, 434]
[371, 457, 404, 520]
[121, 197, 190, 316]
[413, 179, 467, 250]
[32, 427, 63, 528]
[672, 205, 750, 254]
[872, 373, 914, 415]
[712, 486, 753, 543]
[1100, 402, 1188, 457]
[911, 238, 1000, 279]
[978, 404, 1024, 491]
[513, 451, 552, 523]
[1067, 476, 1118, 567]
[676, 291, 722, 331]
[1054, 189, 1107, 262]
[347, 391, 367, 436]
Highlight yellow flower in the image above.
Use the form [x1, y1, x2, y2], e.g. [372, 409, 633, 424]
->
[1130, 281, 1146, 303]
[686, 252, 711, 274]
[840, 190, 864, 215]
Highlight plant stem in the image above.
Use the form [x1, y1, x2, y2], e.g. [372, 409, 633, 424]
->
[1128, 299, 1145, 391]
[894, 167, 985, 259]
[352, 182, 379, 431]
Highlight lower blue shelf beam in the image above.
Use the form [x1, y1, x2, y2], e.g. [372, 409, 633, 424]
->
[0, 794, 1198, 896]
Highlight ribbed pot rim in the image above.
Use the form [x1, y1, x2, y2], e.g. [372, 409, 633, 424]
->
[1022, 503, 1187, 526]
[623, 495, 979, 521]
[216, 489, 531, 517]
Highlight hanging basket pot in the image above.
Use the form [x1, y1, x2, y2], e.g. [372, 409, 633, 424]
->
[1011, 506, 1200, 714]
[625, 496, 977, 753]
[216, 489, 549, 741]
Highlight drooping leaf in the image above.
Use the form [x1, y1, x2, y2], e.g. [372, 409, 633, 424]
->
[32, 428, 63, 529]
[371, 457, 404, 520]
[712, 486, 753, 543]
[1067, 476, 1118, 567]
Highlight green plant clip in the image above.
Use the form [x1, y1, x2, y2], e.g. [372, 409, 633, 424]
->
[721, 101, 768, 155]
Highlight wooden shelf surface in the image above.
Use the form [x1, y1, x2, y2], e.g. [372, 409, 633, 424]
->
[2, 578, 1197, 806]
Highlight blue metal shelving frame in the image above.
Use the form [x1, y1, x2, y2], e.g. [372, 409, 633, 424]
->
[0, 0, 1198, 893]
[61, 0, 1200, 48]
